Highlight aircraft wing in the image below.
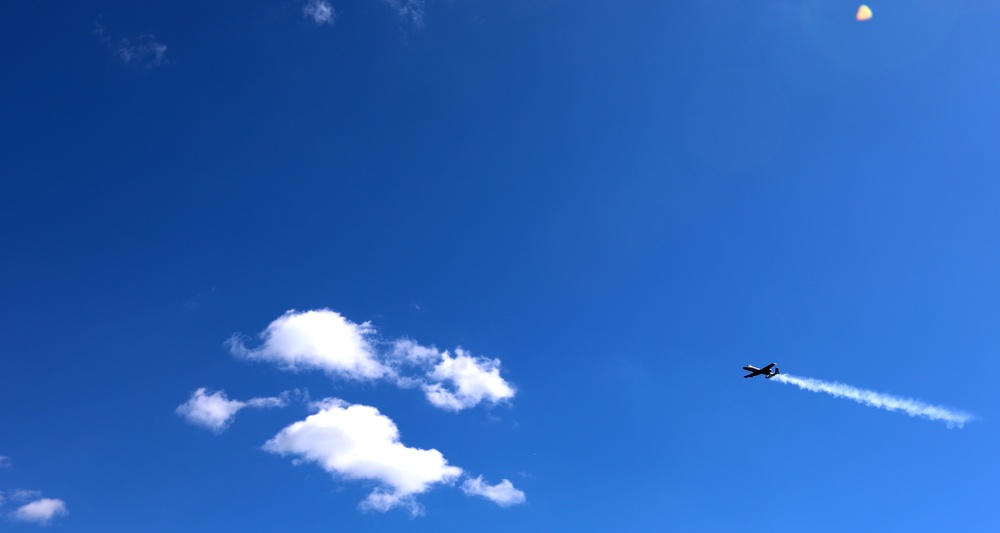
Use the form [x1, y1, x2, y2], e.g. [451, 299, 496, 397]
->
[759, 363, 775, 372]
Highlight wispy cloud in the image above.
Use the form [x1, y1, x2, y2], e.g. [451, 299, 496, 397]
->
[461, 476, 526, 506]
[264, 398, 524, 513]
[304, 0, 336, 26]
[8, 490, 43, 503]
[176, 388, 290, 433]
[9, 498, 68, 525]
[0, 456, 10, 469]
[230, 310, 516, 411]
[381, 0, 425, 29]
[93, 22, 168, 68]
[773, 374, 974, 428]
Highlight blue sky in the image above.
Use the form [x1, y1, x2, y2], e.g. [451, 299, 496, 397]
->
[2, 0, 999, 530]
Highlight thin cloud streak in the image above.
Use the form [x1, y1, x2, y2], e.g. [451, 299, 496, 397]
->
[8, 489, 43, 503]
[773, 374, 974, 428]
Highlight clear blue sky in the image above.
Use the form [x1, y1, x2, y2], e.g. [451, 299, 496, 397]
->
[2, 0, 999, 530]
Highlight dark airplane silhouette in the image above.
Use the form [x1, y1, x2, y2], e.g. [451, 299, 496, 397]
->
[743, 362, 779, 379]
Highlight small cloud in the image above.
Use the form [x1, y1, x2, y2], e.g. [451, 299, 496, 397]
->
[381, 0, 425, 29]
[461, 476, 526, 507]
[304, 0, 336, 26]
[176, 388, 288, 433]
[228, 309, 390, 381]
[264, 399, 463, 515]
[175, 388, 246, 433]
[0, 456, 10, 468]
[10, 498, 68, 525]
[391, 341, 516, 410]
[390, 339, 440, 365]
[422, 348, 516, 412]
[94, 22, 168, 68]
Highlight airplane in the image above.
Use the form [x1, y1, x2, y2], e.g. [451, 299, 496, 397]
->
[743, 362, 779, 379]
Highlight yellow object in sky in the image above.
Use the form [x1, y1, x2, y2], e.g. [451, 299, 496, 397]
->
[856, 5, 873, 21]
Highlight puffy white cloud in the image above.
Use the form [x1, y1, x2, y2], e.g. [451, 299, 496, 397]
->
[176, 388, 288, 433]
[422, 349, 516, 411]
[176, 388, 244, 432]
[10, 498, 68, 525]
[304, 0, 336, 25]
[390, 341, 516, 411]
[461, 476, 526, 507]
[264, 399, 463, 514]
[229, 309, 389, 381]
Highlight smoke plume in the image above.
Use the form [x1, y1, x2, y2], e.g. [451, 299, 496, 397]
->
[772, 374, 973, 428]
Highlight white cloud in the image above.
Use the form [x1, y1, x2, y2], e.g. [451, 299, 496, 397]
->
[391, 341, 516, 411]
[0, 456, 10, 468]
[181, 309, 523, 514]
[461, 476, 526, 507]
[304, 0, 336, 26]
[229, 309, 389, 381]
[94, 23, 168, 67]
[229, 311, 516, 411]
[422, 349, 516, 412]
[176, 388, 288, 433]
[10, 498, 68, 525]
[264, 399, 463, 514]
[382, 0, 425, 29]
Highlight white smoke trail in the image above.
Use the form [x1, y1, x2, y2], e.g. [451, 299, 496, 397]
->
[772, 374, 973, 428]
